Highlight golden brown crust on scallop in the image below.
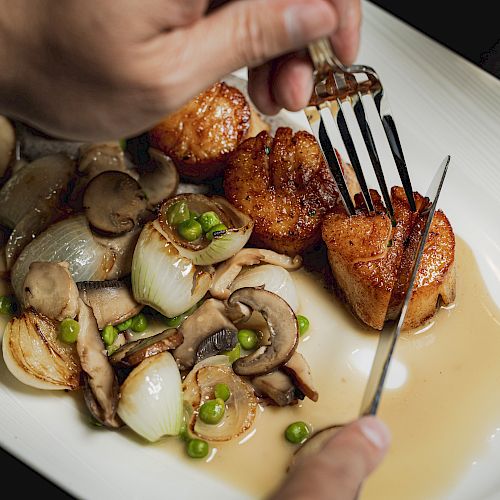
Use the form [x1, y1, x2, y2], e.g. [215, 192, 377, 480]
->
[322, 186, 456, 330]
[224, 127, 340, 256]
[149, 82, 251, 181]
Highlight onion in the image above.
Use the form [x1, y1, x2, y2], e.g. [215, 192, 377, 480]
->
[10, 215, 107, 299]
[2, 310, 81, 390]
[131, 222, 212, 318]
[229, 264, 299, 312]
[0, 154, 75, 228]
[0, 116, 15, 179]
[183, 356, 257, 442]
[159, 194, 253, 265]
[117, 351, 183, 442]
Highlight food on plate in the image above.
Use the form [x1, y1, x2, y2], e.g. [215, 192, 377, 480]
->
[149, 81, 270, 182]
[0, 116, 15, 180]
[224, 127, 359, 256]
[322, 187, 456, 330]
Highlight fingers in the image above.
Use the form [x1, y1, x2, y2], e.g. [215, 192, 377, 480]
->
[270, 417, 391, 500]
[329, 0, 362, 65]
[158, 0, 339, 104]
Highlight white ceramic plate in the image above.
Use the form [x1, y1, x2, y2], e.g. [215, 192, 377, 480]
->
[1, 2, 500, 498]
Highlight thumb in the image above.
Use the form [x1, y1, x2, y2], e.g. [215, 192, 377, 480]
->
[162, 0, 339, 102]
[270, 416, 391, 500]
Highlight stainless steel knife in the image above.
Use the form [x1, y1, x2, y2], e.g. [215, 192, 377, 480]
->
[359, 154, 451, 416]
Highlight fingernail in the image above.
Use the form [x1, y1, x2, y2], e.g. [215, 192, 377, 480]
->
[358, 416, 391, 450]
[284, 2, 337, 46]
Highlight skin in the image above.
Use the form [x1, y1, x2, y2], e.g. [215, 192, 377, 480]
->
[0, 1, 389, 497]
[0, 0, 361, 141]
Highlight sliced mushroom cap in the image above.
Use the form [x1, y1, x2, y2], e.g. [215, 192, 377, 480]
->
[251, 370, 300, 407]
[283, 351, 318, 402]
[211, 248, 302, 300]
[173, 299, 238, 370]
[23, 261, 79, 321]
[83, 171, 148, 235]
[109, 328, 183, 367]
[227, 288, 298, 377]
[138, 148, 179, 209]
[77, 279, 143, 329]
[77, 298, 121, 428]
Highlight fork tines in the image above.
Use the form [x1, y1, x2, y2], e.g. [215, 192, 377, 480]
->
[306, 38, 416, 217]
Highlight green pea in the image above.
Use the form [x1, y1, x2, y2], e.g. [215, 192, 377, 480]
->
[199, 398, 225, 425]
[118, 138, 127, 151]
[238, 329, 259, 350]
[285, 421, 310, 444]
[297, 315, 310, 336]
[205, 223, 228, 241]
[189, 210, 200, 221]
[59, 318, 80, 344]
[167, 200, 190, 226]
[0, 295, 17, 315]
[101, 325, 118, 347]
[214, 383, 231, 402]
[223, 342, 241, 363]
[164, 304, 198, 328]
[187, 438, 209, 459]
[177, 219, 203, 242]
[116, 318, 133, 332]
[198, 211, 221, 233]
[131, 313, 148, 333]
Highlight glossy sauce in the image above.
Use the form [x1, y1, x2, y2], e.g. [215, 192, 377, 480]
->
[170, 237, 500, 499]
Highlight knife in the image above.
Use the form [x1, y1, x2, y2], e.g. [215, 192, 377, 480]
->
[359, 154, 451, 416]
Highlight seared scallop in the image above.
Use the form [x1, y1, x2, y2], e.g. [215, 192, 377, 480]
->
[149, 82, 268, 182]
[321, 186, 456, 330]
[224, 127, 344, 256]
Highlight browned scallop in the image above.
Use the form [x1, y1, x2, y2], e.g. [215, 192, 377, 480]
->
[224, 127, 341, 256]
[149, 82, 261, 182]
[322, 186, 455, 330]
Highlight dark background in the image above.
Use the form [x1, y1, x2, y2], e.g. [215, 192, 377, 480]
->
[0, 2, 498, 498]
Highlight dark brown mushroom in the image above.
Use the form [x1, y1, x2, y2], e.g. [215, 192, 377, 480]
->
[83, 171, 147, 235]
[173, 299, 238, 370]
[251, 370, 300, 407]
[227, 288, 298, 377]
[283, 352, 319, 402]
[137, 148, 179, 209]
[77, 298, 121, 428]
[109, 328, 183, 367]
[77, 279, 143, 329]
[23, 261, 79, 321]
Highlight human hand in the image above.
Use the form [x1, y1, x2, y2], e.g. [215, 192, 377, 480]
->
[0, 0, 361, 141]
[270, 416, 391, 500]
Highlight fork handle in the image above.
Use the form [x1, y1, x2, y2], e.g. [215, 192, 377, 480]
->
[308, 38, 344, 76]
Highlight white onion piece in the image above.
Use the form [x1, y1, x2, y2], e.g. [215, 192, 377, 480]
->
[229, 264, 299, 312]
[10, 215, 107, 299]
[2, 310, 81, 390]
[117, 351, 183, 442]
[0, 116, 15, 178]
[0, 154, 75, 228]
[131, 222, 212, 318]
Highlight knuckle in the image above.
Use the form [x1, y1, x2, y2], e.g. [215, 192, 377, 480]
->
[233, 6, 271, 66]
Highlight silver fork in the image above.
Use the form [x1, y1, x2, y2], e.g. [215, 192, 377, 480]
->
[305, 37, 416, 216]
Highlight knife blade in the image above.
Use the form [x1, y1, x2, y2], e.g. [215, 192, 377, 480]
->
[359, 154, 451, 416]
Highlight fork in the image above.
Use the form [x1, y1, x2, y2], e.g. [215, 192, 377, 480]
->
[305, 37, 416, 216]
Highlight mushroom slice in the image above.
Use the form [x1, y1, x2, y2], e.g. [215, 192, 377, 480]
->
[210, 248, 302, 300]
[138, 148, 179, 209]
[77, 298, 121, 428]
[83, 171, 148, 235]
[0, 116, 15, 179]
[78, 279, 143, 330]
[227, 288, 299, 377]
[183, 357, 257, 442]
[2, 309, 81, 390]
[109, 329, 183, 367]
[173, 299, 238, 370]
[23, 261, 79, 321]
[251, 370, 300, 407]
[283, 352, 319, 402]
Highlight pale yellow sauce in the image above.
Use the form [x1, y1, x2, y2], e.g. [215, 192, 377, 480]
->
[166, 237, 500, 499]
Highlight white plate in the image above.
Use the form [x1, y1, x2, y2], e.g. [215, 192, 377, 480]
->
[1, 2, 500, 499]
